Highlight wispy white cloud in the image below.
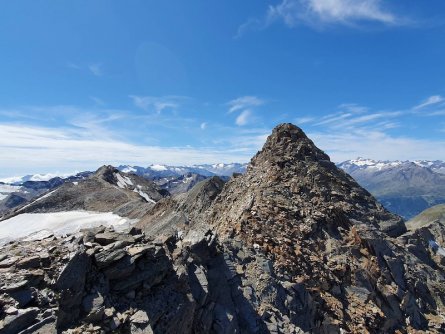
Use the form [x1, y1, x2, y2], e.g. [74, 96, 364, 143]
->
[227, 96, 264, 126]
[296, 103, 402, 132]
[90, 96, 105, 106]
[0, 123, 256, 177]
[235, 18, 264, 39]
[267, 0, 400, 28]
[227, 96, 264, 114]
[427, 109, 445, 116]
[235, 110, 252, 126]
[239, 0, 405, 36]
[67, 62, 104, 77]
[88, 63, 103, 76]
[200, 122, 207, 130]
[129, 95, 185, 114]
[295, 98, 445, 161]
[294, 116, 315, 125]
[67, 62, 81, 70]
[310, 130, 445, 162]
[413, 95, 445, 110]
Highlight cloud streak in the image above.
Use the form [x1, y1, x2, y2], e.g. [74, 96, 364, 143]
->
[413, 95, 445, 110]
[129, 95, 186, 114]
[294, 96, 445, 161]
[0, 124, 256, 177]
[310, 130, 445, 162]
[227, 96, 264, 114]
[227, 96, 264, 126]
[268, 0, 399, 28]
[235, 110, 252, 126]
[88, 63, 103, 76]
[238, 0, 405, 36]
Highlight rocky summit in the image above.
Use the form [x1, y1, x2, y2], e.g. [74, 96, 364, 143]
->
[1, 123, 445, 334]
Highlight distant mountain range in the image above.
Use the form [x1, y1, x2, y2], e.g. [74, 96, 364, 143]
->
[2, 159, 445, 220]
[118, 163, 248, 178]
[337, 158, 445, 219]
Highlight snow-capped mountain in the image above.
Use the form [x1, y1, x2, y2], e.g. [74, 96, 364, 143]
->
[0, 171, 84, 185]
[0, 171, 92, 217]
[338, 157, 445, 174]
[413, 160, 445, 174]
[117, 163, 248, 178]
[337, 157, 405, 173]
[338, 157, 445, 219]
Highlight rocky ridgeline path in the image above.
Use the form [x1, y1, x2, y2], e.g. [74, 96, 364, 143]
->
[0, 224, 316, 334]
[2, 123, 445, 334]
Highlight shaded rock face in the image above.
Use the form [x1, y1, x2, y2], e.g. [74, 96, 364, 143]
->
[137, 176, 226, 238]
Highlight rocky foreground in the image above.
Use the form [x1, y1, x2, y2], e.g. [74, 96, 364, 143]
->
[1, 124, 445, 333]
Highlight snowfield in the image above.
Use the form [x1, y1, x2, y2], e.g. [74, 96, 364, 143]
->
[0, 211, 137, 245]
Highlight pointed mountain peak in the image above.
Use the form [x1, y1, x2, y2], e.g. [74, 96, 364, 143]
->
[94, 165, 119, 184]
[251, 123, 330, 167]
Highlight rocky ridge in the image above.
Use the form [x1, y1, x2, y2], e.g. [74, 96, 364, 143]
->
[5, 166, 168, 221]
[200, 124, 445, 332]
[0, 172, 92, 219]
[1, 123, 445, 333]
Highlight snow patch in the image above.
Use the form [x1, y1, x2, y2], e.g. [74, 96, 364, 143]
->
[0, 194, 7, 201]
[115, 173, 133, 189]
[35, 189, 58, 202]
[133, 188, 156, 204]
[0, 211, 137, 245]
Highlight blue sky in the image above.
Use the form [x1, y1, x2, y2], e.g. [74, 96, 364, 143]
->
[1, 0, 445, 177]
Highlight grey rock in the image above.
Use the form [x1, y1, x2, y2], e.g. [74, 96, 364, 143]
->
[95, 232, 135, 246]
[94, 248, 126, 268]
[55, 249, 90, 329]
[0, 307, 39, 334]
[17, 256, 41, 269]
[103, 255, 135, 280]
[17, 316, 57, 334]
[82, 292, 104, 315]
